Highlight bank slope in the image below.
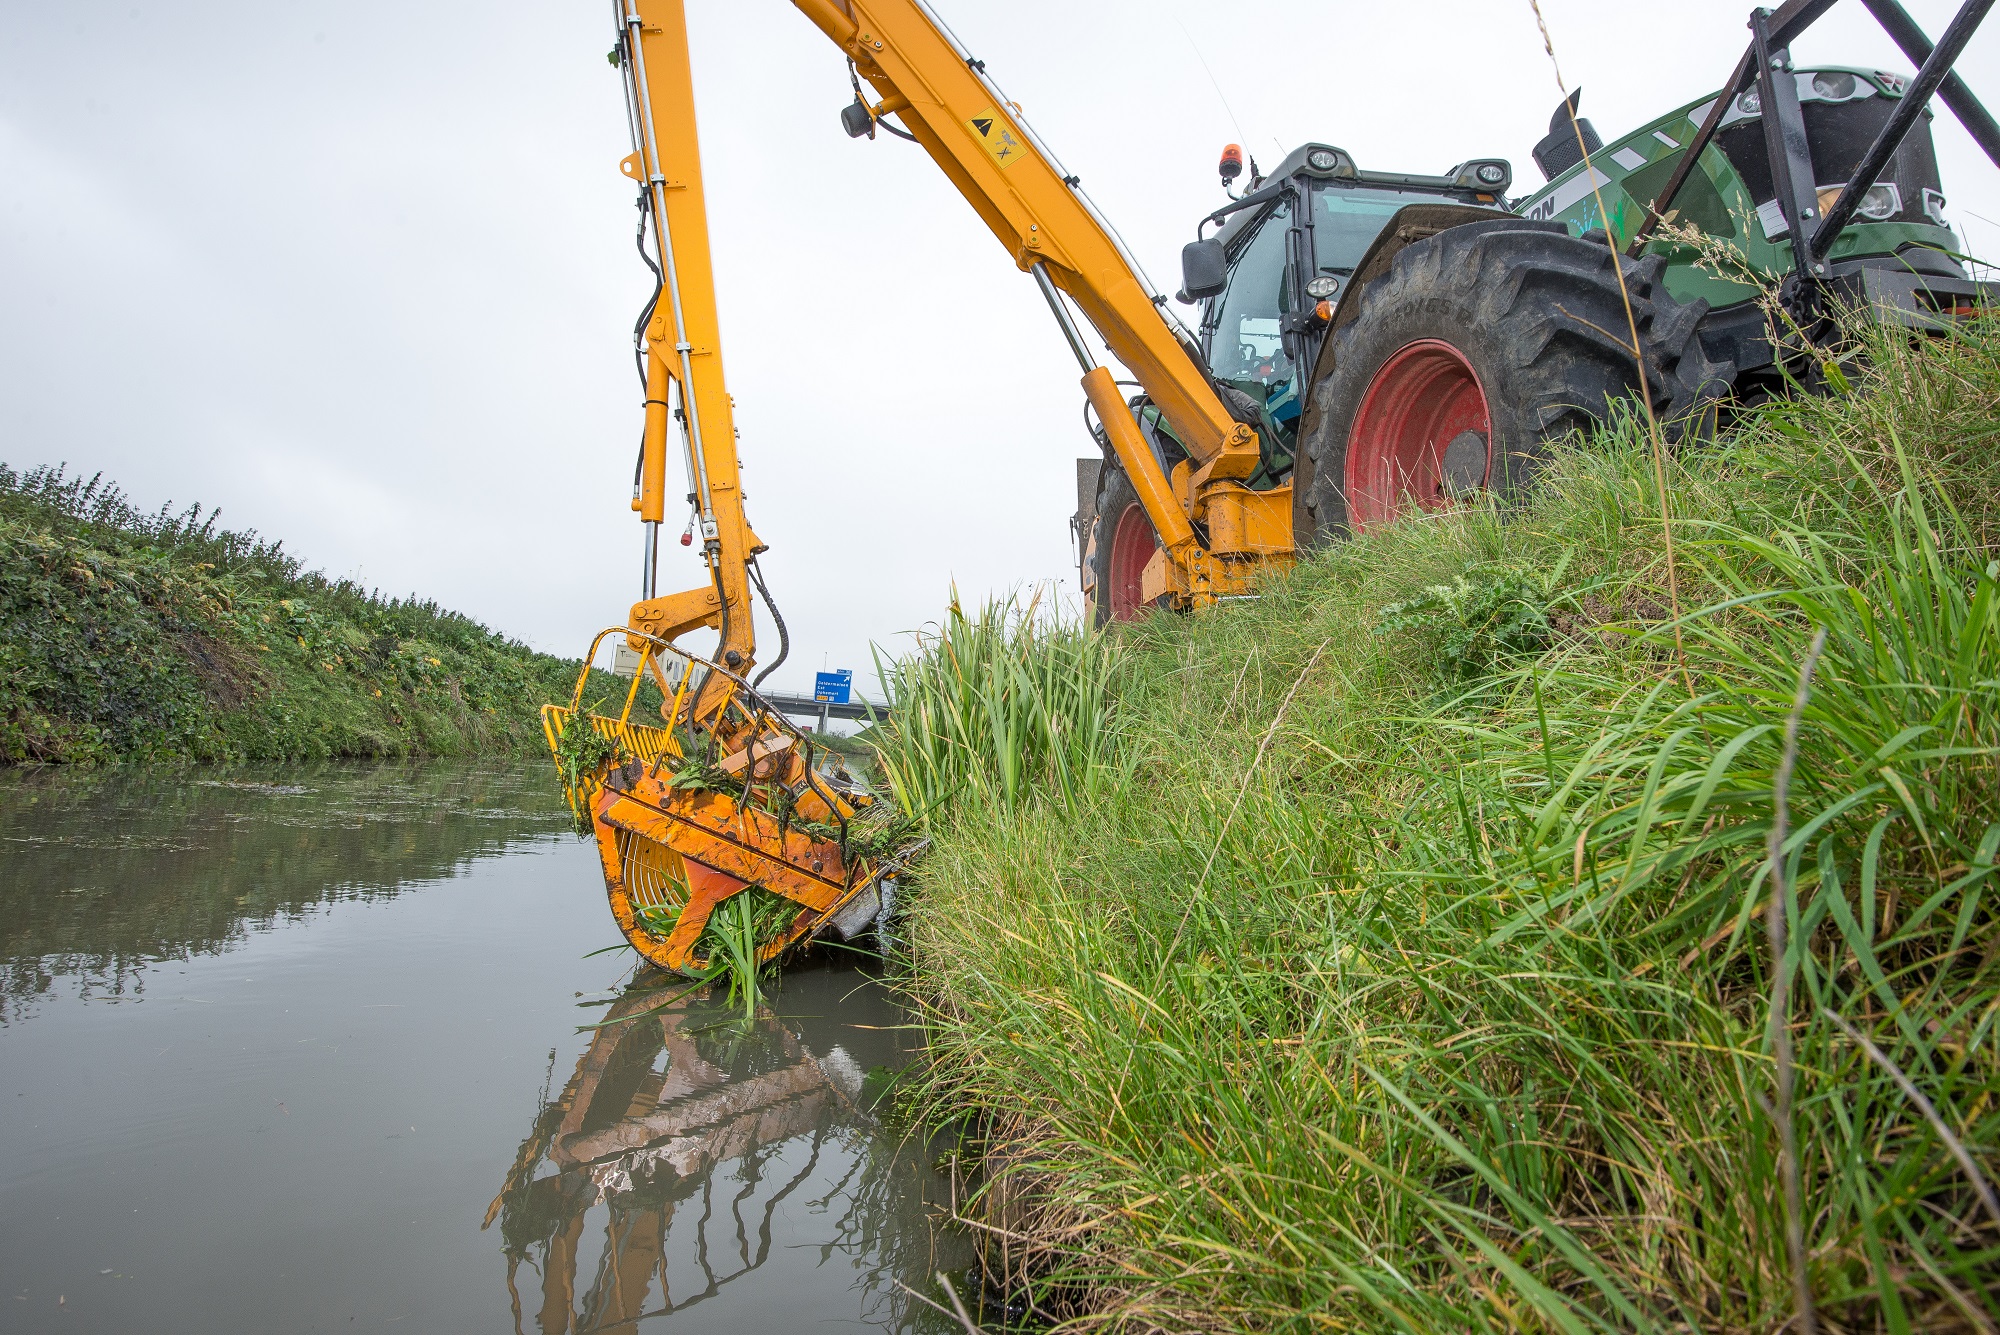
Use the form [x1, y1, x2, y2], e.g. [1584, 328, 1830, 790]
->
[886, 321, 2000, 1332]
[1, 466, 580, 765]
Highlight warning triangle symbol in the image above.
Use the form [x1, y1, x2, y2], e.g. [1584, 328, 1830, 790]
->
[971, 117, 993, 137]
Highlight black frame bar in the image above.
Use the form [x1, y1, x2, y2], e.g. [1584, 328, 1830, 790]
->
[1630, 0, 1995, 273]
[1754, 8, 1829, 267]
[1814, 0, 1998, 258]
[1860, 0, 2000, 168]
[1630, 0, 1837, 249]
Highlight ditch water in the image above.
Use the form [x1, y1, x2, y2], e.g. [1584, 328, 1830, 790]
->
[0, 761, 974, 1332]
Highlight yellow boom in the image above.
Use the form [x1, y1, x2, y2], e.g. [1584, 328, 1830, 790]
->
[557, 0, 1294, 975]
[622, 0, 1291, 660]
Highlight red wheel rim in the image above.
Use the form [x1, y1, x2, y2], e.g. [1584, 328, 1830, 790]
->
[1106, 501, 1156, 622]
[1345, 338, 1492, 529]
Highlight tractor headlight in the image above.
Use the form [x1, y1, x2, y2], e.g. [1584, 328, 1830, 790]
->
[1308, 149, 1340, 172]
[1305, 275, 1340, 299]
[1736, 89, 1761, 115]
[1811, 71, 1858, 100]
[1450, 159, 1511, 191]
[1855, 182, 1901, 221]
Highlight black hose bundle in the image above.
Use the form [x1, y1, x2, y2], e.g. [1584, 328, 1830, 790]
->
[748, 558, 790, 689]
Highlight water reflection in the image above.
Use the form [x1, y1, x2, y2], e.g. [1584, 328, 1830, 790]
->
[0, 764, 970, 1331]
[489, 964, 972, 1332]
[0, 761, 569, 1021]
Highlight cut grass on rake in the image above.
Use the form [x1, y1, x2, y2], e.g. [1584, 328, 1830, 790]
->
[550, 702, 625, 836]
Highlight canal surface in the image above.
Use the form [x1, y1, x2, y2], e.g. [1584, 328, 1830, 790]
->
[0, 762, 973, 1332]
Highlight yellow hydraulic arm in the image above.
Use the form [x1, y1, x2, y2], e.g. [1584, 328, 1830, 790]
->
[553, 0, 1294, 978]
[618, 0, 760, 671]
[618, 0, 1291, 667]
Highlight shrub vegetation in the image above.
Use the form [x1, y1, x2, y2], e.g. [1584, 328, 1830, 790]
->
[0, 465, 585, 765]
[876, 320, 2000, 1332]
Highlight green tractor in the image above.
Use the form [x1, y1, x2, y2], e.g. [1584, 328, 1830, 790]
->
[1083, 0, 1996, 621]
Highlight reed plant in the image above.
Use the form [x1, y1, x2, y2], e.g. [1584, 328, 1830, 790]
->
[895, 318, 2000, 1332]
[627, 883, 797, 1018]
[870, 588, 1125, 824]
[699, 887, 796, 1018]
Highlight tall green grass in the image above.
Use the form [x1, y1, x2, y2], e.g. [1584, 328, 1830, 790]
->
[871, 589, 1124, 824]
[889, 321, 2000, 1332]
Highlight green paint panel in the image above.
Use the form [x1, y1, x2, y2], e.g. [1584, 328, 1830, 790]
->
[1514, 68, 1968, 312]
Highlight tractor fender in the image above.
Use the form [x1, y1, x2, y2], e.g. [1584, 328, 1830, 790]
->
[1292, 222, 1733, 546]
[1327, 206, 1564, 345]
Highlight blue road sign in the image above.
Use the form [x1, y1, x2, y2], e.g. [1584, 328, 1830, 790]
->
[813, 670, 852, 704]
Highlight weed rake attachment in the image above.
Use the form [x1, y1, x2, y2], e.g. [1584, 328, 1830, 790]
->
[543, 629, 913, 976]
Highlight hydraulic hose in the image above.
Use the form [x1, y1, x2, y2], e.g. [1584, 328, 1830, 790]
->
[748, 558, 790, 690]
[631, 189, 663, 389]
[708, 553, 730, 675]
[673, 549, 731, 752]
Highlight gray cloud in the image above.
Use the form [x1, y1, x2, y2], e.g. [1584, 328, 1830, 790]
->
[5, 1, 1994, 698]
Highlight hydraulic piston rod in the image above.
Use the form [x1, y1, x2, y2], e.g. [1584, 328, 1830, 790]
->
[1030, 262, 1196, 554]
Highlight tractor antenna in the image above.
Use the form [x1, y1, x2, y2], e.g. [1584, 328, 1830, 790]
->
[1174, 13, 1249, 164]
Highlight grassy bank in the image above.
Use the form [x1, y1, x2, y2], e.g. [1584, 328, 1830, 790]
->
[880, 322, 2000, 1332]
[0, 465, 585, 765]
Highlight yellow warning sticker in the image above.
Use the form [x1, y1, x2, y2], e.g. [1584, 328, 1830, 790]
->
[966, 106, 1030, 170]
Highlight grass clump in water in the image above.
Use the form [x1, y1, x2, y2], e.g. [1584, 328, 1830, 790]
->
[699, 887, 796, 1018]
[630, 883, 799, 1019]
[881, 318, 2000, 1332]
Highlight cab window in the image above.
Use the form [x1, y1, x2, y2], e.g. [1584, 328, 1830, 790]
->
[1207, 198, 1294, 396]
[1311, 185, 1472, 274]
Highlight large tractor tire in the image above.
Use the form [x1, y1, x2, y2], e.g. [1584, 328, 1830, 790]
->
[1088, 461, 1164, 627]
[1296, 222, 1732, 542]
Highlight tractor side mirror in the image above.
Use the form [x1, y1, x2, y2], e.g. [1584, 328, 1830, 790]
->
[1180, 238, 1227, 301]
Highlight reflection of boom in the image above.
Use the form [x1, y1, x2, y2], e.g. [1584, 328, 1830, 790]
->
[484, 988, 863, 1330]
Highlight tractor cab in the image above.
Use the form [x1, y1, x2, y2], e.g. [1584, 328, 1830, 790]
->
[1076, 144, 1514, 611]
[1179, 143, 1514, 467]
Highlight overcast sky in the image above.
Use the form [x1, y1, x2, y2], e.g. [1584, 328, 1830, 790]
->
[5, 1, 1996, 698]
